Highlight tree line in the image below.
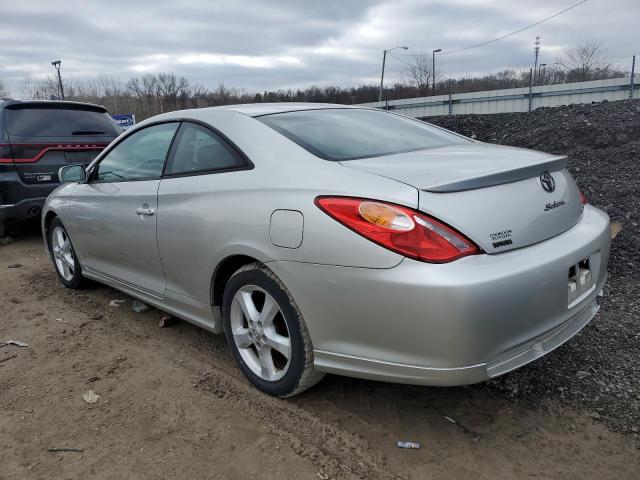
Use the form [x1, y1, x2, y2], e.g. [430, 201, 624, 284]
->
[3, 40, 628, 121]
[405, 40, 627, 96]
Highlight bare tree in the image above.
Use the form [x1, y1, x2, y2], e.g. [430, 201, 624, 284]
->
[556, 40, 612, 82]
[21, 74, 61, 99]
[21, 74, 37, 99]
[97, 75, 122, 97]
[0, 78, 8, 97]
[404, 55, 432, 96]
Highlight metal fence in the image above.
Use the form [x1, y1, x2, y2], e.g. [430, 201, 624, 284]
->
[360, 76, 639, 117]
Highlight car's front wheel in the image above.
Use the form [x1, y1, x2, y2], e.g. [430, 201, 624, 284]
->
[222, 262, 324, 397]
[48, 217, 84, 289]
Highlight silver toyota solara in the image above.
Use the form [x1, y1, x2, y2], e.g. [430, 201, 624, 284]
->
[42, 103, 610, 397]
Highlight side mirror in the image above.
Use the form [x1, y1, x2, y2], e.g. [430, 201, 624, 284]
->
[58, 164, 87, 183]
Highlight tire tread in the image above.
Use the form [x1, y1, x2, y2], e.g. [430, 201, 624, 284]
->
[229, 262, 324, 397]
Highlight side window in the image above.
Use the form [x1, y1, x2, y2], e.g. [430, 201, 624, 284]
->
[95, 123, 178, 181]
[165, 123, 244, 175]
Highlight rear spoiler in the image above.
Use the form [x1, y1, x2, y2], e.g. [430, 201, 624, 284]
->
[423, 156, 567, 193]
[5, 100, 108, 113]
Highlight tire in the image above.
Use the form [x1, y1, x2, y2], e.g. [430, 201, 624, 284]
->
[222, 262, 324, 397]
[47, 217, 85, 289]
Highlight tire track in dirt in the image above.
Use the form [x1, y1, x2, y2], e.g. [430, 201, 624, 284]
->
[25, 269, 396, 480]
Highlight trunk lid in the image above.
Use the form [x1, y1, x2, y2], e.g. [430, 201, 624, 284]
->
[340, 143, 584, 253]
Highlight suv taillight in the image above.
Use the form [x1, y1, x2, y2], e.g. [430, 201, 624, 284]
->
[316, 196, 480, 263]
[0, 144, 13, 163]
[0, 143, 108, 164]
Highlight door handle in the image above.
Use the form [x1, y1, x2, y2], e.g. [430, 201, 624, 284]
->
[136, 207, 155, 216]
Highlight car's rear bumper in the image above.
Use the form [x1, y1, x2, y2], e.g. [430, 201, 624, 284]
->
[267, 204, 610, 386]
[0, 196, 48, 221]
[312, 298, 599, 386]
[0, 170, 55, 222]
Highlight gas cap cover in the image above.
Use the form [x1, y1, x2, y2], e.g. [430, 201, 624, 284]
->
[269, 209, 304, 249]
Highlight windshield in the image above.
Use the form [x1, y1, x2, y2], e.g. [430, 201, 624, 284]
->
[258, 108, 469, 161]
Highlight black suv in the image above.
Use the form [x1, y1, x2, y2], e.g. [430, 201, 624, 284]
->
[0, 100, 121, 236]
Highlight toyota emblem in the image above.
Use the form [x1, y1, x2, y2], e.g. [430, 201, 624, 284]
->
[539, 171, 555, 192]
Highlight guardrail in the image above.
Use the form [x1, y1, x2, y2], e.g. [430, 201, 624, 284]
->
[360, 77, 639, 117]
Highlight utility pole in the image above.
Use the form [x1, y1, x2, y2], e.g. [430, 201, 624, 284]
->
[379, 51, 387, 102]
[631, 55, 636, 99]
[528, 68, 534, 112]
[379, 46, 408, 102]
[532, 36, 540, 87]
[432, 49, 442, 96]
[538, 63, 547, 85]
[51, 60, 64, 100]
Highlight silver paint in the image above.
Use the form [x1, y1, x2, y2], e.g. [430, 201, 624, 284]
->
[42, 103, 611, 387]
[269, 209, 304, 249]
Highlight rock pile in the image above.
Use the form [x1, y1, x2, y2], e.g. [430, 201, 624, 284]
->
[427, 100, 640, 436]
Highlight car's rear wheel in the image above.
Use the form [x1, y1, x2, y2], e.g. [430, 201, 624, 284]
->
[48, 217, 84, 289]
[222, 262, 324, 397]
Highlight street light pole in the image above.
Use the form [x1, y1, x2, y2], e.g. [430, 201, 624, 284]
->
[379, 46, 408, 102]
[432, 49, 441, 96]
[51, 60, 64, 100]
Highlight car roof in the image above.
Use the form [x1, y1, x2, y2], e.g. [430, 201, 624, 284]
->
[0, 99, 108, 112]
[137, 102, 370, 127]
[206, 102, 361, 117]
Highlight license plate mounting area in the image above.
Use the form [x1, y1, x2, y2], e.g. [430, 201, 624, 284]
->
[568, 257, 595, 308]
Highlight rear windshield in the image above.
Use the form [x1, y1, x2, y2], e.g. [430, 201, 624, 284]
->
[258, 108, 469, 161]
[5, 105, 121, 138]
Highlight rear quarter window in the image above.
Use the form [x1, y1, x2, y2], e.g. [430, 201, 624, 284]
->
[5, 105, 121, 138]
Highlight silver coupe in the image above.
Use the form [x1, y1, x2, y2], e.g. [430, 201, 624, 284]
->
[42, 104, 610, 397]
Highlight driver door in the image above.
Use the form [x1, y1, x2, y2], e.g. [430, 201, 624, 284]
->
[66, 122, 179, 297]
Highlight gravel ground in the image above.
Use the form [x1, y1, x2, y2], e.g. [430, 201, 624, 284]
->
[426, 99, 640, 436]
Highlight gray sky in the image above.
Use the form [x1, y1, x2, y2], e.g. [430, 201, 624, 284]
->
[0, 0, 637, 96]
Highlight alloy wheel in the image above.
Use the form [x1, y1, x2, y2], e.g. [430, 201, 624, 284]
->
[229, 285, 292, 382]
[51, 226, 75, 281]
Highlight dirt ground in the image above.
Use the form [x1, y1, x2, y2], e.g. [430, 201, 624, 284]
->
[1, 223, 638, 480]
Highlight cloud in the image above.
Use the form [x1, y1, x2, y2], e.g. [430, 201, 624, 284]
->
[0, 0, 637, 96]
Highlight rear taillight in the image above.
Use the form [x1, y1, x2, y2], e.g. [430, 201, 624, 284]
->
[579, 190, 588, 205]
[0, 143, 108, 163]
[315, 196, 480, 263]
[0, 144, 13, 164]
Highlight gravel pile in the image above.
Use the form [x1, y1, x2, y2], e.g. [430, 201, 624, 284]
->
[426, 100, 640, 435]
